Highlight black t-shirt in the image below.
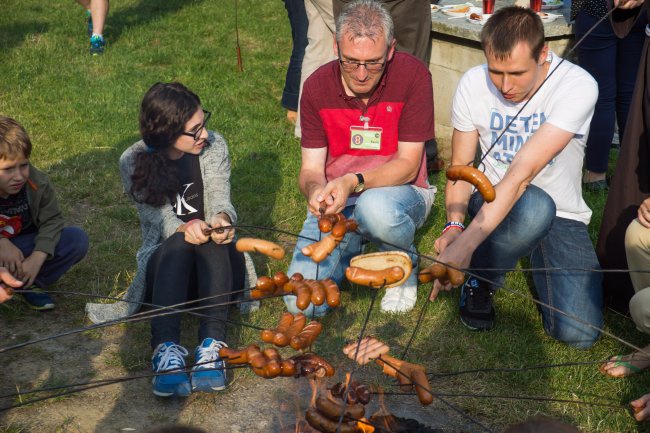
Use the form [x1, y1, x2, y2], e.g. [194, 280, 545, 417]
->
[0, 185, 35, 238]
[171, 153, 205, 222]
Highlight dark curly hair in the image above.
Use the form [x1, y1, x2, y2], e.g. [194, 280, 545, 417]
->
[130, 82, 201, 207]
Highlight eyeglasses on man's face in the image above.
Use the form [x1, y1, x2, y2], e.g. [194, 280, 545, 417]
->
[338, 48, 387, 73]
[181, 110, 211, 141]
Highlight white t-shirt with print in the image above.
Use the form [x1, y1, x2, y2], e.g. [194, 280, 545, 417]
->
[451, 52, 598, 225]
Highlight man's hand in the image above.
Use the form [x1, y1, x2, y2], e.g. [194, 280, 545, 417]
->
[0, 238, 24, 276]
[615, 0, 644, 9]
[181, 219, 210, 245]
[209, 213, 235, 244]
[316, 174, 356, 215]
[638, 198, 650, 228]
[0, 267, 22, 303]
[19, 251, 47, 287]
[631, 394, 650, 421]
[430, 232, 472, 301]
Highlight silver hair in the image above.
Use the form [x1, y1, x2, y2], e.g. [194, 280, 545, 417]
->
[335, 0, 394, 48]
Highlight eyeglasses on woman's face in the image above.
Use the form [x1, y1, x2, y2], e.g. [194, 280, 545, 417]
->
[181, 110, 211, 141]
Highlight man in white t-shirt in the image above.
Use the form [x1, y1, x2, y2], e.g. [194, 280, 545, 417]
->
[432, 6, 603, 349]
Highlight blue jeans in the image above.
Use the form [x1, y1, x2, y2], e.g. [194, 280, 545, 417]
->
[9, 227, 89, 287]
[284, 185, 430, 316]
[575, 11, 647, 172]
[281, 0, 308, 111]
[468, 186, 603, 349]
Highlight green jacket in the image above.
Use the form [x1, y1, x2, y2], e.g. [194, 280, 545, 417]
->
[26, 164, 65, 257]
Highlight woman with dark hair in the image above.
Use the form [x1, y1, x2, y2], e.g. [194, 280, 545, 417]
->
[113, 82, 244, 397]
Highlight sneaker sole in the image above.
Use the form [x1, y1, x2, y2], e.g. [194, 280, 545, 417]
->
[20, 297, 55, 311]
[152, 377, 191, 397]
[191, 382, 226, 392]
[459, 314, 494, 331]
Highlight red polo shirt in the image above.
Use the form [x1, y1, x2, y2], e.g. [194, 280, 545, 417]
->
[300, 51, 435, 189]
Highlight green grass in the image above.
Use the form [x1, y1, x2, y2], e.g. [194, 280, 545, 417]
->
[0, 1, 648, 432]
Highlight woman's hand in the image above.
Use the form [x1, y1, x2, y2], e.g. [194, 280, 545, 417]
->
[181, 219, 210, 245]
[209, 213, 235, 244]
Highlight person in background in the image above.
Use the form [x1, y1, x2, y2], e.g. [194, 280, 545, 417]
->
[571, 0, 646, 191]
[596, 0, 650, 313]
[282, 0, 309, 124]
[601, 197, 650, 378]
[294, 0, 337, 138]
[76, 0, 110, 55]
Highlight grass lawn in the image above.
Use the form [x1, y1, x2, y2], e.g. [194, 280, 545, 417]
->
[1, 1, 649, 432]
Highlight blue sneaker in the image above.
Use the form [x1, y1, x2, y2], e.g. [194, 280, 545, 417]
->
[151, 342, 191, 397]
[191, 338, 227, 392]
[21, 287, 55, 311]
[90, 35, 105, 55]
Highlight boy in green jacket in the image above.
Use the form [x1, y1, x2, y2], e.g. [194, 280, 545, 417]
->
[0, 116, 88, 310]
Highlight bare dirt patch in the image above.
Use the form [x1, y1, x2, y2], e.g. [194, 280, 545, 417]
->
[1, 306, 474, 433]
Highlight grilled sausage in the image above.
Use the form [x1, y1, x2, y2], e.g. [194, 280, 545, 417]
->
[446, 165, 496, 203]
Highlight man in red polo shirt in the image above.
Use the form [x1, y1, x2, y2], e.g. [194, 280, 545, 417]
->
[283, 0, 436, 314]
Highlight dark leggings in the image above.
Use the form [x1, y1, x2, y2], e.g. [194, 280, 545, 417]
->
[146, 232, 245, 348]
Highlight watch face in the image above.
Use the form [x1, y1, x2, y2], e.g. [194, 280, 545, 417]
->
[354, 182, 365, 193]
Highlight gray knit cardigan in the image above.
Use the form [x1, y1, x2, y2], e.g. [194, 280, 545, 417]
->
[86, 131, 257, 324]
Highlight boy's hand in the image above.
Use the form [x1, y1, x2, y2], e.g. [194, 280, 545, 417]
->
[19, 251, 47, 287]
[0, 238, 24, 276]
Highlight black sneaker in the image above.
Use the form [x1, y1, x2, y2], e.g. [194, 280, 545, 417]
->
[459, 277, 495, 330]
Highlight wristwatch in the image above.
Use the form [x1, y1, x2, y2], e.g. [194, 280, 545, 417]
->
[353, 172, 366, 193]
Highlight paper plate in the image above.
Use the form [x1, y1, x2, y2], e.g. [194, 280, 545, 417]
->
[538, 12, 560, 23]
[348, 251, 412, 288]
[466, 9, 490, 24]
[442, 4, 472, 17]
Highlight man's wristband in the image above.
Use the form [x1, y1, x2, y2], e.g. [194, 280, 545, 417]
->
[442, 221, 465, 234]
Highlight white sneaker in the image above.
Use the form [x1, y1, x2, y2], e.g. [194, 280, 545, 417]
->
[380, 283, 418, 313]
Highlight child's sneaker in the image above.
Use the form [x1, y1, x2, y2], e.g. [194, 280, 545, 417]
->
[90, 35, 105, 55]
[191, 338, 227, 392]
[21, 286, 55, 311]
[151, 342, 191, 397]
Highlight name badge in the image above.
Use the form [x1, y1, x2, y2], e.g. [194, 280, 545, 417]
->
[350, 125, 383, 150]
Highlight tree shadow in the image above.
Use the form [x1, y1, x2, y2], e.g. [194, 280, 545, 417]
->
[0, 20, 50, 53]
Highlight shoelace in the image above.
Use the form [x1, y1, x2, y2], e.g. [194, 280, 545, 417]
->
[155, 344, 189, 372]
[469, 286, 494, 312]
[195, 341, 227, 370]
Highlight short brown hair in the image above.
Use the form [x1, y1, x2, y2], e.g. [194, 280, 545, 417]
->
[480, 6, 545, 61]
[0, 116, 32, 160]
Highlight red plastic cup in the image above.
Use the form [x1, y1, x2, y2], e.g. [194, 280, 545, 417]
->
[530, 0, 542, 12]
[483, 0, 495, 14]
